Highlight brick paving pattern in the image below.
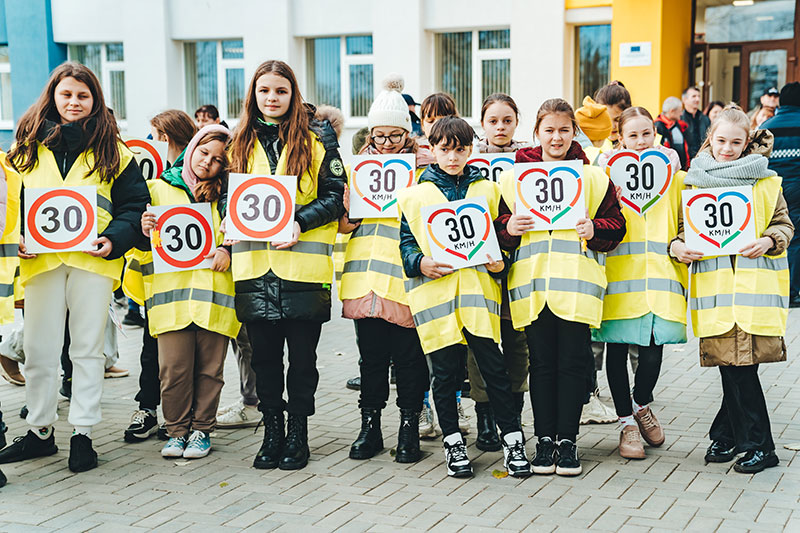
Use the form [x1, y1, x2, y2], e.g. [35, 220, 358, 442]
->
[0, 299, 797, 532]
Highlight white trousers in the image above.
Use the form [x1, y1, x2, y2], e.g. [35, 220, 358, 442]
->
[24, 264, 113, 428]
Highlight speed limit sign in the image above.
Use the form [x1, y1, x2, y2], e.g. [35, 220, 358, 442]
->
[150, 203, 215, 274]
[226, 173, 297, 242]
[25, 186, 98, 254]
[124, 138, 169, 181]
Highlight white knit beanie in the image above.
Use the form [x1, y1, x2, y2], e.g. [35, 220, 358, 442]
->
[368, 73, 412, 132]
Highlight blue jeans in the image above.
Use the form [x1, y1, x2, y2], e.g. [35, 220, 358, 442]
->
[781, 178, 800, 301]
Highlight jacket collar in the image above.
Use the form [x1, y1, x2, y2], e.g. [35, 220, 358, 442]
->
[418, 162, 484, 188]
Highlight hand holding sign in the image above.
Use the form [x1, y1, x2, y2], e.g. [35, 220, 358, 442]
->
[607, 149, 672, 215]
[682, 185, 756, 256]
[24, 186, 98, 254]
[515, 161, 585, 230]
[226, 174, 297, 242]
[467, 152, 515, 183]
[150, 203, 215, 274]
[421, 196, 502, 270]
[124, 138, 169, 181]
[349, 154, 415, 219]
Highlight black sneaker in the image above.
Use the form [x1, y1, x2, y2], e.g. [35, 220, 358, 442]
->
[68, 434, 98, 473]
[555, 439, 582, 476]
[123, 410, 158, 442]
[19, 405, 28, 419]
[733, 449, 779, 474]
[157, 423, 169, 441]
[531, 437, 557, 474]
[705, 440, 736, 463]
[501, 431, 532, 478]
[0, 411, 7, 450]
[0, 429, 58, 464]
[443, 433, 472, 478]
[346, 376, 361, 391]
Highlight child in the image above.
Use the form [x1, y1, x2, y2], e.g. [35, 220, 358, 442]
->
[575, 96, 613, 165]
[0, 62, 149, 472]
[469, 93, 530, 452]
[228, 60, 345, 471]
[670, 106, 792, 473]
[503, 98, 626, 476]
[594, 107, 687, 459]
[338, 74, 429, 463]
[398, 116, 531, 478]
[594, 81, 631, 148]
[140, 125, 239, 459]
[123, 109, 197, 443]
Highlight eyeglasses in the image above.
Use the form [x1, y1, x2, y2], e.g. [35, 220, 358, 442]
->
[371, 133, 405, 145]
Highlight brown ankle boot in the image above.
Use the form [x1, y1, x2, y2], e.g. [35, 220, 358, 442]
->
[619, 425, 646, 459]
[634, 406, 665, 447]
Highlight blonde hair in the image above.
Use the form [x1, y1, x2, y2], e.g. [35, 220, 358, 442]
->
[698, 104, 750, 155]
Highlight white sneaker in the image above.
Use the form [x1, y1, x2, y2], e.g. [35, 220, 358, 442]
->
[419, 405, 437, 439]
[502, 431, 532, 477]
[457, 402, 470, 434]
[217, 400, 243, 416]
[216, 402, 260, 428]
[580, 392, 617, 424]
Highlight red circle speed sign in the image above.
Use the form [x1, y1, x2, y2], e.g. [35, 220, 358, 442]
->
[27, 189, 96, 250]
[229, 177, 294, 239]
[154, 206, 214, 269]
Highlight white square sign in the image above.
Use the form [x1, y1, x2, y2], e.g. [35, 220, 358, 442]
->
[150, 203, 215, 274]
[421, 196, 502, 270]
[348, 153, 416, 219]
[225, 173, 297, 242]
[682, 185, 757, 256]
[24, 186, 98, 254]
[515, 160, 585, 231]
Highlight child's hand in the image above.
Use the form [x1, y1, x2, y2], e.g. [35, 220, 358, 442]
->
[507, 212, 535, 236]
[273, 221, 301, 250]
[343, 184, 351, 212]
[206, 247, 231, 272]
[484, 254, 503, 273]
[614, 185, 623, 202]
[420, 256, 453, 279]
[85, 236, 113, 257]
[670, 240, 704, 264]
[739, 237, 773, 259]
[18, 235, 36, 259]
[141, 204, 156, 237]
[576, 210, 594, 240]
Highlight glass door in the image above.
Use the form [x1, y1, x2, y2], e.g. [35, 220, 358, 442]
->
[741, 44, 795, 110]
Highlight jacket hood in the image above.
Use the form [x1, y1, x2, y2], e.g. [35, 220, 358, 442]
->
[158, 148, 193, 198]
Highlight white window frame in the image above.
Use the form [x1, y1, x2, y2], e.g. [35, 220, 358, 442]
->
[67, 43, 127, 129]
[182, 40, 245, 127]
[0, 53, 12, 129]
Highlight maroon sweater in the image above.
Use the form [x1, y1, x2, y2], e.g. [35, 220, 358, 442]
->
[496, 142, 626, 252]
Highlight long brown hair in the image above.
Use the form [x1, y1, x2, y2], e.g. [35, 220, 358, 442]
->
[617, 106, 654, 138]
[534, 98, 577, 135]
[192, 130, 229, 203]
[8, 62, 122, 182]
[230, 60, 312, 187]
[151, 110, 197, 156]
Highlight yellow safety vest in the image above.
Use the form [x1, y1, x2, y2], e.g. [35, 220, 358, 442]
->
[142, 179, 240, 338]
[397, 179, 502, 354]
[602, 170, 688, 323]
[689, 176, 788, 338]
[18, 142, 133, 289]
[0, 153, 21, 324]
[585, 139, 612, 167]
[122, 247, 146, 306]
[232, 138, 337, 284]
[502, 165, 610, 329]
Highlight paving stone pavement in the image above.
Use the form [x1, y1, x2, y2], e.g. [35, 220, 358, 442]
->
[0, 299, 798, 532]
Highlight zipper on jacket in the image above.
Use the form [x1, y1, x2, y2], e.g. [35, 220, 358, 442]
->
[62, 151, 68, 177]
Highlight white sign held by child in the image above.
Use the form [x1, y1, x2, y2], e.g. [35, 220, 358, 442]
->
[682, 185, 756, 256]
[349, 153, 416, 219]
[226, 174, 297, 242]
[607, 149, 673, 216]
[515, 160, 585, 231]
[467, 151, 515, 183]
[150, 203, 215, 274]
[421, 196, 502, 270]
[24, 186, 98, 254]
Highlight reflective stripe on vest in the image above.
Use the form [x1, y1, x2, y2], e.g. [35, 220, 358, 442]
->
[414, 294, 500, 326]
[689, 176, 788, 337]
[147, 287, 236, 310]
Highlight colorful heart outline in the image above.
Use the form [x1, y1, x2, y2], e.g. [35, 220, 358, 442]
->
[685, 190, 752, 248]
[607, 149, 672, 215]
[352, 158, 414, 212]
[516, 165, 582, 223]
[426, 202, 491, 261]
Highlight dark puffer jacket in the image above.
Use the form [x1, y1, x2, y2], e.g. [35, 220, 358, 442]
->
[234, 110, 346, 323]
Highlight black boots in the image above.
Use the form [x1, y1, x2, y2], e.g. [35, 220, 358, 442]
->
[279, 414, 309, 470]
[395, 409, 422, 463]
[475, 402, 501, 452]
[253, 409, 285, 470]
[349, 409, 383, 460]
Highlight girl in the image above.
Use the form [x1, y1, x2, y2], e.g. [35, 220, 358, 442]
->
[228, 60, 345, 471]
[595, 81, 632, 147]
[124, 109, 197, 444]
[0, 62, 149, 473]
[398, 116, 531, 478]
[338, 74, 429, 463]
[469, 93, 530, 453]
[671, 106, 791, 474]
[503, 98, 626, 476]
[140, 125, 238, 459]
[594, 107, 687, 459]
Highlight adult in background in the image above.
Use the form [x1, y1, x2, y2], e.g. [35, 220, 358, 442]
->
[761, 82, 800, 306]
[655, 97, 690, 170]
[681, 86, 710, 159]
[403, 94, 423, 137]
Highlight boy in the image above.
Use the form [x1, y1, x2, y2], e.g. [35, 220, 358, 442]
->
[397, 116, 530, 478]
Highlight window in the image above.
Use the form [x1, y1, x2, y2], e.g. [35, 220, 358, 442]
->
[68, 43, 126, 121]
[0, 46, 11, 126]
[697, 0, 794, 43]
[575, 25, 611, 105]
[306, 36, 374, 120]
[184, 39, 245, 123]
[435, 30, 510, 119]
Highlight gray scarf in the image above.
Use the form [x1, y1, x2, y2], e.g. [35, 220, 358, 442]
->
[684, 152, 776, 188]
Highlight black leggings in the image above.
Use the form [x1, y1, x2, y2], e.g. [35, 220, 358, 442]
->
[605, 339, 663, 418]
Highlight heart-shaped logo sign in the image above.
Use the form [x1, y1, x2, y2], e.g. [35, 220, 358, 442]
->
[685, 190, 752, 249]
[426, 202, 491, 261]
[352, 158, 415, 213]
[516, 163, 583, 229]
[607, 149, 672, 215]
[467, 153, 515, 182]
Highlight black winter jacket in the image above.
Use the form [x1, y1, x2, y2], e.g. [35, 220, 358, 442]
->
[21, 119, 150, 260]
[399, 163, 510, 279]
[234, 110, 346, 323]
